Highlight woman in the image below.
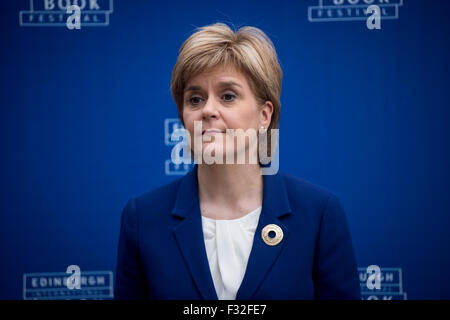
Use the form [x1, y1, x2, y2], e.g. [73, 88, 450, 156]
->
[114, 22, 360, 300]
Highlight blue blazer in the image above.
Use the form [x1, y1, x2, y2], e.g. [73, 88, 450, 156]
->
[114, 165, 360, 300]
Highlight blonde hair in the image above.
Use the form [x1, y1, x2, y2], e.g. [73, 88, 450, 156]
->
[170, 22, 283, 133]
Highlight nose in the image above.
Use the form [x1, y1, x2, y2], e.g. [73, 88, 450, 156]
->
[202, 96, 220, 120]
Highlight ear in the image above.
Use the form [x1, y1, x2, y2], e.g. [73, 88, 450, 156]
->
[260, 101, 274, 129]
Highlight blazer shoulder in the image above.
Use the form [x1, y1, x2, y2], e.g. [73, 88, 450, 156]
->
[130, 177, 183, 216]
[279, 172, 337, 211]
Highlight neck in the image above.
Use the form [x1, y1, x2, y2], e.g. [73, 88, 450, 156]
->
[197, 163, 263, 219]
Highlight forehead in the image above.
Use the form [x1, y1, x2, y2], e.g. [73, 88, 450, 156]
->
[184, 64, 249, 90]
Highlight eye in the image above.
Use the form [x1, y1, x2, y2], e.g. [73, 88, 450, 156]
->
[188, 96, 203, 106]
[222, 93, 236, 102]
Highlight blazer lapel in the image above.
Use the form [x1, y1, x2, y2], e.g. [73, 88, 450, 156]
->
[171, 165, 292, 300]
[171, 165, 218, 300]
[236, 172, 292, 300]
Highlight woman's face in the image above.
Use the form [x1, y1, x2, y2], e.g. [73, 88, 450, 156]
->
[182, 64, 273, 163]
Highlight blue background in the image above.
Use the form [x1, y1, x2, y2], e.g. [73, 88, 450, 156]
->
[1, 0, 449, 299]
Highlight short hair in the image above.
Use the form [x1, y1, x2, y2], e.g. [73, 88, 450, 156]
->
[170, 22, 283, 135]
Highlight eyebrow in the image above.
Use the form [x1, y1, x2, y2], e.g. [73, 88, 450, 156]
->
[184, 81, 243, 93]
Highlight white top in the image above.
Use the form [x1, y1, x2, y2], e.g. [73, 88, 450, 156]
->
[201, 206, 262, 300]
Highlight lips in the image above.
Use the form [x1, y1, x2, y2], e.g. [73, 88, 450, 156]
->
[202, 128, 224, 135]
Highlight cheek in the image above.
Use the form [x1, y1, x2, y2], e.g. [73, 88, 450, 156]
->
[182, 110, 196, 137]
[182, 109, 191, 127]
[232, 108, 259, 129]
[182, 107, 199, 121]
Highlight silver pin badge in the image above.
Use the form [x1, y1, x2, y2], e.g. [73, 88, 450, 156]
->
[261, 224, 283, 246]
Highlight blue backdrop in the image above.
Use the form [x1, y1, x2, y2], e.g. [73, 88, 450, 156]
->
[1, 0, 449, 300]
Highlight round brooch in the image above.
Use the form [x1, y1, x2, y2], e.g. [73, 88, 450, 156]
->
[261, 224, 283, 246]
